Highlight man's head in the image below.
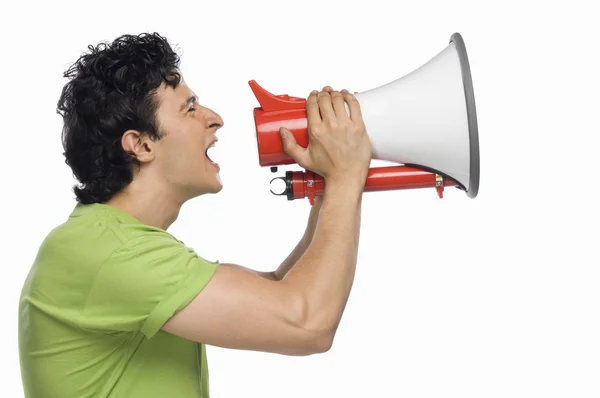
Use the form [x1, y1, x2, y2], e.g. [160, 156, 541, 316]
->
[57, 32, 224, 205]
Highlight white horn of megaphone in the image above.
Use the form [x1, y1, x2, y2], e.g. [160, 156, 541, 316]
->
[351, 32, 480, 198]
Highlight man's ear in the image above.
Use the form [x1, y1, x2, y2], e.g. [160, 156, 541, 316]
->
[121, 130, 156, 163]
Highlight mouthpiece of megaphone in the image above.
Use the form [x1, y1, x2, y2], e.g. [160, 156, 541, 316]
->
[249, 32, 480, 204]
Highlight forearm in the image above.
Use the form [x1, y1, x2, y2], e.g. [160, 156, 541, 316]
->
[282, 180, 364, 337]
[273, 197, 322, 281]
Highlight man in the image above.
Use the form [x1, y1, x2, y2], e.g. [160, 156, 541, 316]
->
[18, 32, 372, 398]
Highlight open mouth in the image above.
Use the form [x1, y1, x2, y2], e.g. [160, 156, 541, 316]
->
[205, 140, 219, 167]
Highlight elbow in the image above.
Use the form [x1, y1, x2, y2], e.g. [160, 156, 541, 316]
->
[287, 290, 335, 355]
[287, 329, 333, 356]
[310, 332, 334, 354]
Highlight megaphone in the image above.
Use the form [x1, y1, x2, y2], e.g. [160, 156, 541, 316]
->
[248, 32, 479, 205]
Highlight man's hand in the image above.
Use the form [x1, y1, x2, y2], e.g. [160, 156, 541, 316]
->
[279, 87, 372, 186]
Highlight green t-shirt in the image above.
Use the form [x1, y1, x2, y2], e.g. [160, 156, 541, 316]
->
[18, 202, 220, 398]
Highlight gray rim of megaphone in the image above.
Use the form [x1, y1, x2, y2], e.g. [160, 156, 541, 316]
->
[450, 32, 480, 198]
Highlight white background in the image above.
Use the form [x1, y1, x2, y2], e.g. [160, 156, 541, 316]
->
[1, 0, 599, 397]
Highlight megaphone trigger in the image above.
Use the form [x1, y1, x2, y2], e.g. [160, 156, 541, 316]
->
[436, 174, 444, 199]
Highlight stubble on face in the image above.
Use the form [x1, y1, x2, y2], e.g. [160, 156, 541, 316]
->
[150, 81, 224, 198]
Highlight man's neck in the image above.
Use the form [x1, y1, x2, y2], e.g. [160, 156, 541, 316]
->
[105, 178, 185, 231]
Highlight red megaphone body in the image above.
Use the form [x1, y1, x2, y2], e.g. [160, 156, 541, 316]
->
[249, 80, 309, 167]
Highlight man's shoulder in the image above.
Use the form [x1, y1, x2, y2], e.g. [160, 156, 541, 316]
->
[22, 202, 191, 311]
[65, 202, 178, 245]
[34, 203, 184, 276]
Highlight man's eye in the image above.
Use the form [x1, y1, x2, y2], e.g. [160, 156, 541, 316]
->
[188, 107, 197, 113]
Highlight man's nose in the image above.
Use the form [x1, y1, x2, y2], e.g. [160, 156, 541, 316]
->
[204, 107, 224, 130]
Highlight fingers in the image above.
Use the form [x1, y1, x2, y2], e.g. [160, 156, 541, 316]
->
[320, 86, 346, 118]
[279, 127, 309, 167]
[342, 89, 363, 121]
[307, 86, 357, 124]
[330, 90, 348, 120]
[317, 90, 336, 122]
[306, 90, 320, 126]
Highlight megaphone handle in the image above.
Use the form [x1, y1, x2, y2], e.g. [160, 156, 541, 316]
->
[272, 166, 457, 201]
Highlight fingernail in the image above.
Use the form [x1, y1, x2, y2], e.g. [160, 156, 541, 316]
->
[280, 128, 288, 139]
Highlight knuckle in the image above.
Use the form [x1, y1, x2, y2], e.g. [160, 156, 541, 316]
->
[309, 126, 322, 137]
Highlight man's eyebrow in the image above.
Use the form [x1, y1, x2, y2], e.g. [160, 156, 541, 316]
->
[179, 94, 197, 111]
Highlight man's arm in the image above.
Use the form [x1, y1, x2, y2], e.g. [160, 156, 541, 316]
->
[162, 185, 360, 356]
[163, 260, 330, 356]
[229, 196, 322, 281]
[272, 196, 322, 280]
[279, 180, 363, 339]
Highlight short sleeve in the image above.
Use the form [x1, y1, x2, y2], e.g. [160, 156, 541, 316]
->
[79, 233, 219, 339]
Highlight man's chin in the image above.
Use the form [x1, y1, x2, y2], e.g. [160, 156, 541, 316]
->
[207, 177, 224, 194]
[211, 184, 224, 194]
[200, 186, 223, 196]
[188, 180, 223, 199]
[212, 174, 224, 193]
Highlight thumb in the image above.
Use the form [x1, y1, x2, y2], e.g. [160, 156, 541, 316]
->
[280, 127, 308, 166]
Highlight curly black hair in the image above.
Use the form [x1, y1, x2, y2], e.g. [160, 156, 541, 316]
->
[57, 32, 182, 204]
